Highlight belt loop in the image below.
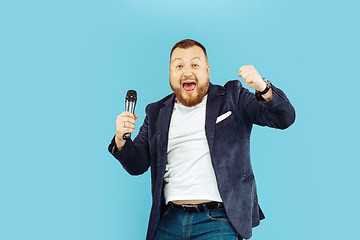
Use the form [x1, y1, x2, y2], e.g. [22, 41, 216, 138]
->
[202, 202, 208, 211]
[195, 205, 200, 212]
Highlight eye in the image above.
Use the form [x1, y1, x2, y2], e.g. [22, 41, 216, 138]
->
[176, 65, 183, 69]
[192, 64, 199, 68]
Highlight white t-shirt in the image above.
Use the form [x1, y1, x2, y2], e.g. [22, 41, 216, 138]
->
[163, 95, 223, 204]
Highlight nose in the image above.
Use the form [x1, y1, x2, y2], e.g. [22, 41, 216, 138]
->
[183, 67, 194, 79]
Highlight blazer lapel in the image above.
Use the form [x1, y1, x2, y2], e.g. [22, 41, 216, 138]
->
[205, 82, 226, 154]
[156, 94, 175, 172]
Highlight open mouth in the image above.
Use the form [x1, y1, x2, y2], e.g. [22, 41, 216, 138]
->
[182, 81, 196, 93]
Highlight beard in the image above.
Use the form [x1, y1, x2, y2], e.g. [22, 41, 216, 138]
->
[170, 77, 209, 107]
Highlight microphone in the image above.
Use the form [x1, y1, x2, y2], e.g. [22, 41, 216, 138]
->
[123, 90, 137, 140]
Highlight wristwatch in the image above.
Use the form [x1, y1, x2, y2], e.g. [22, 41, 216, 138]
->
[255, 78, 272, 101]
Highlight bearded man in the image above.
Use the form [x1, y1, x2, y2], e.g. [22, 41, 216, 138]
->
[108, 39, 295, 240]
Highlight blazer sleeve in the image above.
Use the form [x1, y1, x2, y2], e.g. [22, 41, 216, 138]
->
[239, 84, 296, 129]
[108, 107, 151, 175]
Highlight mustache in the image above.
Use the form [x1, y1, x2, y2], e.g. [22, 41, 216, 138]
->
[181, 76, 197, 82]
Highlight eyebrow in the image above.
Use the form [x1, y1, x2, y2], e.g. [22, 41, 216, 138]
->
[172, 57, 201, 62]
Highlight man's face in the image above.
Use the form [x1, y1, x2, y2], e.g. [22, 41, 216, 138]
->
[169, 46, 210, 107]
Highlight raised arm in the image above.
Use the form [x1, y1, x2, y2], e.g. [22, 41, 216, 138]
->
[238, 65, 295, 129]
[108, 109, 151, 175]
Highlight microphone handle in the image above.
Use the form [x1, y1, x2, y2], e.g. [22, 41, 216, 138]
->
[123, 100, 136, 140]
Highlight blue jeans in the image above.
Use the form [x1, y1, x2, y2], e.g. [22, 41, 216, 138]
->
[154, 204, 243, 240]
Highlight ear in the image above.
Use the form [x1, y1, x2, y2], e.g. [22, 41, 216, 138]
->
[207, 64, 210, 78]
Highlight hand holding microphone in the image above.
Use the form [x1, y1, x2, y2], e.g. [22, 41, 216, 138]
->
[115, 90, 138, 151]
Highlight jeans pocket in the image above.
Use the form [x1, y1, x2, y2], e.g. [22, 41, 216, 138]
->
[207, 208, 230, 222]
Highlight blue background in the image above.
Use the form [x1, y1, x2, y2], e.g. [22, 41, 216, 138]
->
[1, 0, 359, 239]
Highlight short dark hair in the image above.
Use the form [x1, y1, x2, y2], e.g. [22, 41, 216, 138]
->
[170, 39, 207, 60]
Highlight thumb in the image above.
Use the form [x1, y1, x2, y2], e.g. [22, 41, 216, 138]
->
[134, 114, 139, 120]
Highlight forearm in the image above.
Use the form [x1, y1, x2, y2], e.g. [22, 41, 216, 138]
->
[258, 86, 295, 129]
[114, 138, 126, 152]
[260, 88, 273, 102]
[242, 84, 295, 129]
[108, 136, 150, 175]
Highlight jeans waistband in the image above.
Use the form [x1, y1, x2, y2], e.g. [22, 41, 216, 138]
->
[168, 201, 224, 213]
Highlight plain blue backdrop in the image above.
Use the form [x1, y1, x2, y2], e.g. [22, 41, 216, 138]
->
[1, 0, 359, 239]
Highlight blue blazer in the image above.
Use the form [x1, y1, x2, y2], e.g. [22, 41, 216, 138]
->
[108, 80, 295, 239]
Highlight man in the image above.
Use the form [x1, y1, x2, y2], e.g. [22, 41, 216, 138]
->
[108, 39, 295, 239]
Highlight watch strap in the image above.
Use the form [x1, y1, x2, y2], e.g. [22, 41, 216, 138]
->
[255, 78, 272, 102]
[257, 78, 271, 95]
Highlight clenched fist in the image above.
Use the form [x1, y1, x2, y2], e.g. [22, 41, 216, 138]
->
[115, 111, 138, 151]
[238, 65, 266, 92]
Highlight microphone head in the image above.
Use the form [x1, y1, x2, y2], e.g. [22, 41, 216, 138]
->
[126, 90, 137, 102]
